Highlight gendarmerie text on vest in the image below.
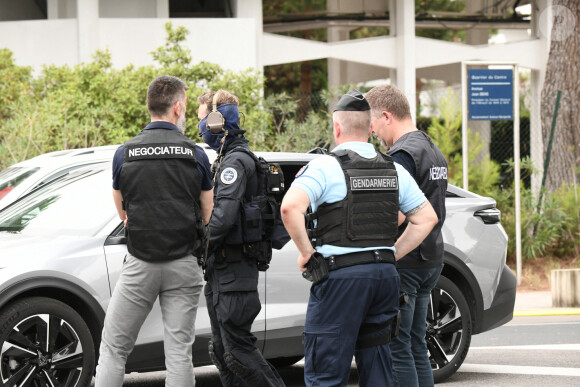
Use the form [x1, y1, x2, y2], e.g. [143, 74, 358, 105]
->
[350, 176, 398, 190]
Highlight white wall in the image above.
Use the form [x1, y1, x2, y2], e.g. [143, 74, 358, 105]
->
[0, 19, 79, 68]
[99, 18, 257, 71]
[0, 18, 258, 72]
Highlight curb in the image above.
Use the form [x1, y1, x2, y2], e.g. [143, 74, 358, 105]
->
[514, 309, 580, 317]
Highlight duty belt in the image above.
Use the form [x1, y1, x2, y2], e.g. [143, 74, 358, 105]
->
[325, 249, 395, 271]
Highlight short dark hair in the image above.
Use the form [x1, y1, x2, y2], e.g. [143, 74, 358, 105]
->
[147, 75, 189, 117]
[365, 84, 411, 121]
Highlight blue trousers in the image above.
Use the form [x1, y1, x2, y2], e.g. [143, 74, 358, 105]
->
[390, 265, 443, 387]
[303, 263, 400, 387]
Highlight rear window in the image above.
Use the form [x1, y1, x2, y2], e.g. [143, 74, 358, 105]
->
[0, 169, 116, 236]
[0, 167, 40, 200]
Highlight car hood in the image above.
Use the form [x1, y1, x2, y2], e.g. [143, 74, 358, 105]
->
[0, 232, 104, 267]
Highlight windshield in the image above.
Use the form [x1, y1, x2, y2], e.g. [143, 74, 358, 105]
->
[0, 167, 40, 200]
[0, 167, 116, 236]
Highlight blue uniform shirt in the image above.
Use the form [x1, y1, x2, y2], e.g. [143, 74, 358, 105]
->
[112, 121, 213, 191]
[292, 141, 426, 257]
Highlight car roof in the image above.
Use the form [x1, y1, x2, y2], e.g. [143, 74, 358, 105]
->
[9, 145, 120, 168]
[256, 152, 321, 163]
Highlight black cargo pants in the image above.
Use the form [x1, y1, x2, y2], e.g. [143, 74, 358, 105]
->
[204, 247, 285, 387]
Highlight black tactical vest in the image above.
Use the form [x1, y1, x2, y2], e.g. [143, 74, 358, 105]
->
[120, 128, 202, 262]
[389, 131, 448, 267]
[309, 149, 399, 248]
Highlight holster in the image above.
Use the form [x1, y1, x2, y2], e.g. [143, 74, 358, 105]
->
[302, 252, 329, 285]
[244, 240, 272, 271]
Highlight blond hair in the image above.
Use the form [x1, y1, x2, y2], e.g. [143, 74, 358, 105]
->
[333, 110, 371, 138]
[197, 89, 239, 109]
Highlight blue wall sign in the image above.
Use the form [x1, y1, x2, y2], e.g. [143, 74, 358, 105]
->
[468, 69, 513, 120]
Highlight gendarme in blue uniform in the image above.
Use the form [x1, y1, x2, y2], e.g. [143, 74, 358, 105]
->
[294, 142, 426, 256]
[292, 141, 427, 387]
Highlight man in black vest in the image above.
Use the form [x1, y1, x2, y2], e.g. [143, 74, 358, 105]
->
[95, 75, 214, 387]
[281, 89, 438, 387]
[197, 90, 285, 387]
[366, 84, 448, 387]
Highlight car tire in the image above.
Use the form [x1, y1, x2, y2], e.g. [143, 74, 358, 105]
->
[427, 275, 472, 383]
[0, 296, 95, 386]
[269, 355, 304, 368]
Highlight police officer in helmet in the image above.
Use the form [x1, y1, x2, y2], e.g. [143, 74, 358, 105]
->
[280, 89, 438, 386]
[197, 90, 285, 387]
[96, 75, 214, 387]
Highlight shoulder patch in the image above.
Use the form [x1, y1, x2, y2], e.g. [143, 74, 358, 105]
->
[295, 165, 308, 178]
[220, 167, 238, 185]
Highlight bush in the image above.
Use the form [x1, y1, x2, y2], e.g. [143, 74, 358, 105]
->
[497, 182, 579, 263]
[0, 23, 271, 170]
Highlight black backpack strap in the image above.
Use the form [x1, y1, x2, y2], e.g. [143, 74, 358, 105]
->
[229, 146, 266, 194]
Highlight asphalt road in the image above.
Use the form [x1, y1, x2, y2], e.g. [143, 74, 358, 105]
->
[91, 314, 580, 386]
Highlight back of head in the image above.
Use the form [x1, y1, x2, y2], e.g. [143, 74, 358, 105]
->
[198, 89, 244, 151]
[197, 89, 239, 110]
[365, 84, 411, 121]
[333, 89, 371, 139]
[333, 110, 371, 138]
[147, 75, 189, 118]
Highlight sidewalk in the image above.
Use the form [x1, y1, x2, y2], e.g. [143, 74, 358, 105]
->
[514, 290, 580, 316]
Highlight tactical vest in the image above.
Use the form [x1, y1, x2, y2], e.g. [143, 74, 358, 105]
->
[120, 128, 202, 262]
[308, 149, 399, 248]
[388, 131, 448, 266]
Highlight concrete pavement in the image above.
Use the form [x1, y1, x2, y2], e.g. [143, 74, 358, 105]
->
[514, 290, 580, 316]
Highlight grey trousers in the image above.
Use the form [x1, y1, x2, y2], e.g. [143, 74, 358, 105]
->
[95, 252, 203, 387]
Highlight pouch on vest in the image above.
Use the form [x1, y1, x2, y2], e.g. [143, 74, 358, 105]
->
[246, 240, 272, 271]
[226, 212, 244, 245]
[242, 199, 263, 243]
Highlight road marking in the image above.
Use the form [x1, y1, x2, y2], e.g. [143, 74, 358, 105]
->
[460, 363, 580, 376]
[471, 343, 580, 350]
[509, 322, 580, 327]
[514, 309, 580, 317]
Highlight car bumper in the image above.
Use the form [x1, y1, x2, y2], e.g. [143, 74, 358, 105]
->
[478, 264, 517, 333]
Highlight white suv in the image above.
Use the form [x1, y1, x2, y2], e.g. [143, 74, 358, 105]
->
[0, 149, 515, 385]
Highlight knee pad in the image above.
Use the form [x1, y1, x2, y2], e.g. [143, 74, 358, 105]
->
[224, 351, 250, 378]
[208, 340, 224, 371]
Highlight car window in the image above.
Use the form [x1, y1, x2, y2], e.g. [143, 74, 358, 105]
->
[0, 168, 116, 236]
[0, 167, 40, 200]
[31, 161, 110, 191]
[279, 163, 307, 195]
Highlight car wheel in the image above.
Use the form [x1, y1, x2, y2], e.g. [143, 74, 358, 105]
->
[269, 355, 303, 368]
[0, 297, 95, 386]
[427, 275, 472, 383]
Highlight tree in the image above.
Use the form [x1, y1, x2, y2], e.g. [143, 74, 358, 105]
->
[540, 0, 580, 190]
